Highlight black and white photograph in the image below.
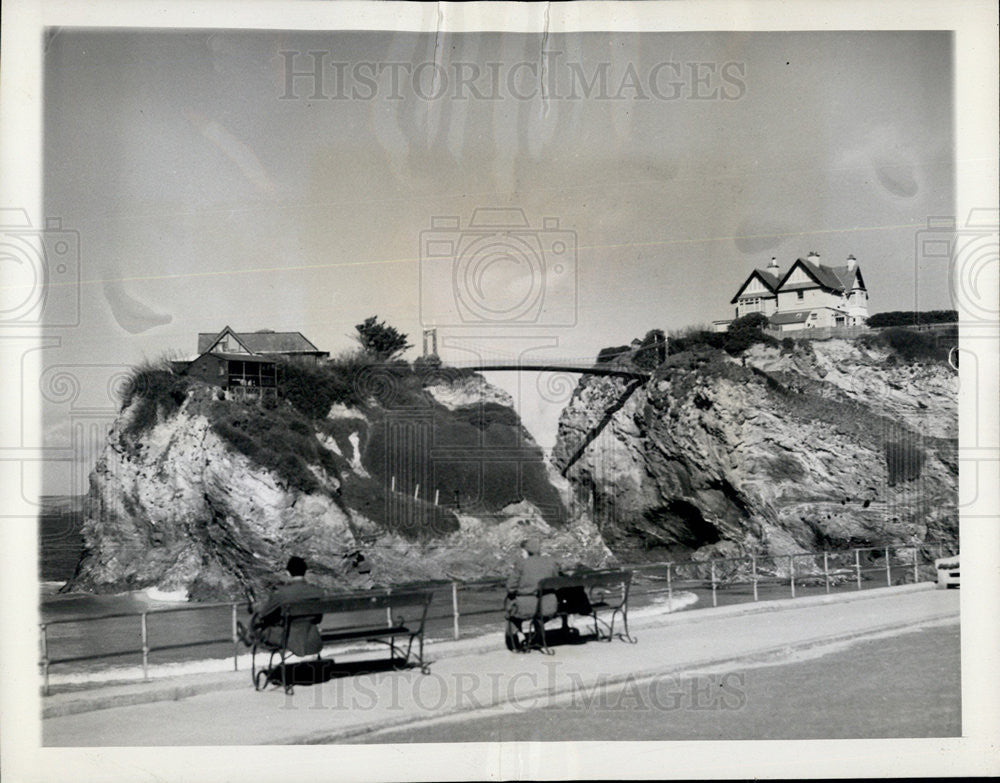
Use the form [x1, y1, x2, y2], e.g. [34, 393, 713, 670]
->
[1, 1, 997, 780]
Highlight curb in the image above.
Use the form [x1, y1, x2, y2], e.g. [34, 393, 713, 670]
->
[41, 582, 940, 720]
[289, 609, 960, 745]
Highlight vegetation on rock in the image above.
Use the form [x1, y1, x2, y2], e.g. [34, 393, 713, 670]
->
[354, 315, 413, 360]
[119, 360, 191, 439]
[867, 309, 958, 328]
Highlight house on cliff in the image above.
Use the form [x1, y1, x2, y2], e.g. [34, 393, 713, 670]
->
[172, 325, 329, 402]
[714, 252, 869, 333]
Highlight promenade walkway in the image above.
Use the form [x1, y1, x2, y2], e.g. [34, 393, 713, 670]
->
[43, 584, 958, 746]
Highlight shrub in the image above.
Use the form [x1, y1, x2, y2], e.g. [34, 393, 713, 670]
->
[277, 359, 340, 418]
[412, 354, 442, 374]
[597, 345, 632, 364]
[723, 314, 776, 356]
[120, 361, 191, 438]
[668, 330, 726, 355]
[781, 337, 796, 352]
[729, 312, 769, 331]
[867, 310, 958, 328]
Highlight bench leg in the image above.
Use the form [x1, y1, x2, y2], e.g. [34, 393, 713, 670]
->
[251, 643, 261, 690]
[616, 607, 637, 644]
[281, 650, 293, 695]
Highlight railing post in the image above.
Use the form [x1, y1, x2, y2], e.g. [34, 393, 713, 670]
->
[751, 555, 758, 601]
[40, 624, 49, 696]
[231, 603, 239, 671]
[854, 549, 862, 590]
[885, 546, 892, 587]
[451, 582, 460, 641]
[912, 547, 920, 584]
[666, 563, 673, 612]
[434, 489, 440, 506]
[823, 552, 830, 594]
[789, 555, 795, 598]
[385, 587, 393, 627]
[710, 560, 718, 607]
[140, 612, 149, 680]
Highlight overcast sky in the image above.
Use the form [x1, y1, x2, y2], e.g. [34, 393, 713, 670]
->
[41, 29, 954, 492]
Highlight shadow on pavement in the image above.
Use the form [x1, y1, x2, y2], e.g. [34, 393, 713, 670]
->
[258, 656, 422, 689]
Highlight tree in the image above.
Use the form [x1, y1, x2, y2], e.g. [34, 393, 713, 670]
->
[724, 312, 774, 356]
[728, 312, 769, 331]
[354, 316, 412, 361]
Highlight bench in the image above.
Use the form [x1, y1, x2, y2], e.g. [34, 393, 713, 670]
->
[247, 588, 434, 692]
[505, 569, 635, 655]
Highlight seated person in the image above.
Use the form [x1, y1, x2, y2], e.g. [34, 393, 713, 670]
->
[246, 556, 325, 656]
[506, 536, 560, 621]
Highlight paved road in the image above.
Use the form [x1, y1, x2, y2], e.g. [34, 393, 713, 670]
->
[360, 621, 960, 742]
[43, 586, 959, 746]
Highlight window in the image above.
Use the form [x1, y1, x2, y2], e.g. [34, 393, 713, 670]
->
[796, 290, 804, 300]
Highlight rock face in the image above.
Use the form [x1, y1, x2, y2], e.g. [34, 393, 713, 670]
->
[69, 375, 610, 601]
[552, 339, 957, 563]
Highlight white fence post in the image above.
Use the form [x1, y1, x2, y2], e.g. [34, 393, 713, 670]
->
[912, 547, 919, 584]
[451, 582, 460, 641]
[140, 613, 149, 680]
[666, 563, 673, 611]
[789, 555, 795, 598]
[40, 624, 49, 696]
[231, 603, 239, 671]
[710, 561, 718, 607]
[885, 546, 892, 587]
[823, 552, 830, 594]
[751, 555, 758, 601]
[854, 549, 862, 590]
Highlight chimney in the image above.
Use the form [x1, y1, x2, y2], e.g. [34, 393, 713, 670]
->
[767, 256, 779, 271]
[807, 251, 821, 264]
[846, 254, 857, 272]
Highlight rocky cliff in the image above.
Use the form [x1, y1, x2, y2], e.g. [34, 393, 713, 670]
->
[552, 338, 957, 563]
[67, 366, 609, 601]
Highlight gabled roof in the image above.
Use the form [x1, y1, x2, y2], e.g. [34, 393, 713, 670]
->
[777, 258, 864, 294]
[197, 329, 325, 355]
[730, 268, 782, 304]
[197, 325, 254, 355]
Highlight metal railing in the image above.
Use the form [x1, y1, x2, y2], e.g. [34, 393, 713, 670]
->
[39, 541, 957, 694]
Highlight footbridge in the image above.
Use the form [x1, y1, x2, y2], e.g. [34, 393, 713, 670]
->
[443, 359, 652, 380]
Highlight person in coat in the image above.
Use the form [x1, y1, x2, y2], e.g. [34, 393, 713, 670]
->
[506, 536, 560, 621]
[253, 556, 326, 656]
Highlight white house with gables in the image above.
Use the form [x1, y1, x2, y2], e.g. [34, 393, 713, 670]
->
[716, 252, 869, 332]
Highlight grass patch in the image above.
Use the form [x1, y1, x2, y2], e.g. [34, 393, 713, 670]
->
[210, 402, 341, 494]
[340, 472, 460, 540]
[362, 403, 567, 527]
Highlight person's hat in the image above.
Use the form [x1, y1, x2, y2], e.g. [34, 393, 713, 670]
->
[521, 537, 542, 555]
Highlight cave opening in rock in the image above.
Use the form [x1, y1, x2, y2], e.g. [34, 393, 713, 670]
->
[633, 499, 722, 556]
